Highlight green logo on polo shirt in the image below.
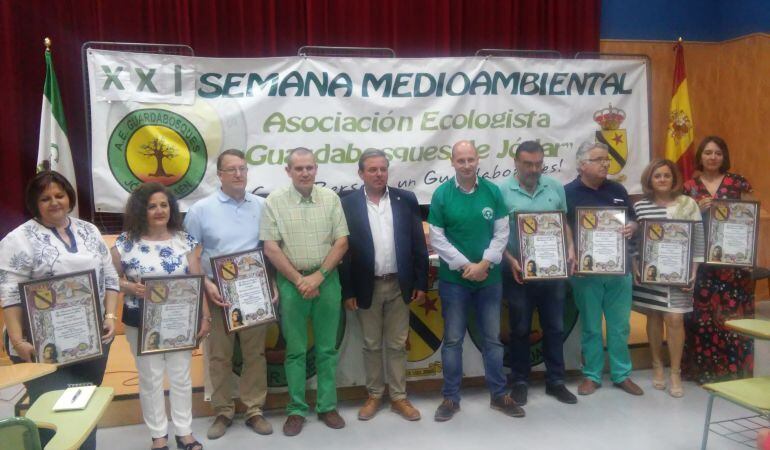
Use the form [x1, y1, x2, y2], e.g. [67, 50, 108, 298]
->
[482, 207, 494, 220]
[107, 108, 207, 198]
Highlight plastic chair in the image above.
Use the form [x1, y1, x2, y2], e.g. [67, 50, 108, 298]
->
[0, 416, 43, 450]
[700, 377, 770, 449]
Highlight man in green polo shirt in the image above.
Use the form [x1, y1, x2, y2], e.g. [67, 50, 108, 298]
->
[500, 140, 577, 406]
[261, 147, 349, 436]
[428, 140, 524, 422]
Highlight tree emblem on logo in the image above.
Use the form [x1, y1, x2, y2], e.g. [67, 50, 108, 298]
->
[108, 108, 207, 199]
[140, 137, 178, 178]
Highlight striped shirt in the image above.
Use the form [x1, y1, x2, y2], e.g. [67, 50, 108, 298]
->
[260, 185, 349, 271]
[632, 195, 704, 313]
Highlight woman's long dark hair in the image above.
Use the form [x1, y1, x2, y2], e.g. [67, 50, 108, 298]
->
[123, 183, 183, 242]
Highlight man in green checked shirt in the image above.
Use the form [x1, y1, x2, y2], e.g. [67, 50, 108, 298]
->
[260, 147, 349, 437]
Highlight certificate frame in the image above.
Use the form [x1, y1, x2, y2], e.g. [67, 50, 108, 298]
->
[574, 207, 627, 276]
[705, 199, 760, 268]
[137, 274, 204, 356]
[19, 270, 104, 368]
[640, 219, 694, 287]
[515, 211, 569, 282]
[211, 248, 277, 334]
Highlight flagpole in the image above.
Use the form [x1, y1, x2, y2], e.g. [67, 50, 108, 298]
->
[38, 35, 80, 216]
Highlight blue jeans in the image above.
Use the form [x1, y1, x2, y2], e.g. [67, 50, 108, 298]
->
[439, 280, 506, 403]
[504, 278, 566, 386]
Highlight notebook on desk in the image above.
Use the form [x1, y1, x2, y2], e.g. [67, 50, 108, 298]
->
[52, 384, 96, 411]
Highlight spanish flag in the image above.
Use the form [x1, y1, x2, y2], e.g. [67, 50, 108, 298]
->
[665, 39, 695, 179]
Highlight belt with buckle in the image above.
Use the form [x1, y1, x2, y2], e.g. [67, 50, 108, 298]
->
[374, 273, 398, 281]
[299, 267, 320, 276]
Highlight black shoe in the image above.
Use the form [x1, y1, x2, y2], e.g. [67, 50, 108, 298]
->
[434, 399, 460, 422]
[490, 394, 525, 418]
[510, 383, 528, 406]
[546, 384, 578, 404]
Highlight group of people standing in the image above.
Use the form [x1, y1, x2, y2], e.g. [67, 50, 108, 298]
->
[0, 135, 754, 449]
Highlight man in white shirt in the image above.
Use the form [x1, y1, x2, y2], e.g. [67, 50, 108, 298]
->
[340, 149, 429, 422]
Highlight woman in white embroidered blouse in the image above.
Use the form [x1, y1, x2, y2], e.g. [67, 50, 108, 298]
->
[111, 182, 210, 450]
[0, 171, 119, 450]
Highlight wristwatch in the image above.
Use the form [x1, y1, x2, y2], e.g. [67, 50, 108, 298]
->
[104, 313, 118, 320]
[319, 267, 329, 279]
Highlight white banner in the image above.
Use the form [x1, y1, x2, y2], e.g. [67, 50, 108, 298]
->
[87, 49, 650, 212]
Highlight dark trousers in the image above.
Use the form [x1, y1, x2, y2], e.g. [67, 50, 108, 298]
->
[504, 278, 566, 386]
[11, 341, 111, 450]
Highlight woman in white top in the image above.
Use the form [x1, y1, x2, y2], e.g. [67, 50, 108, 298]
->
[632, 159, 703, 398]
[0, 171, 119, 450]
[111, 182, 210, 450]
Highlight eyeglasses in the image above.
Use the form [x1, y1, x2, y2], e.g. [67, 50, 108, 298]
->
[219, 166, 249, 175]
[586, 157, 611, 166]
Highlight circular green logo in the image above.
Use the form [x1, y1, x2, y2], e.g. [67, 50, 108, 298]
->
[107, 108, 207, 197]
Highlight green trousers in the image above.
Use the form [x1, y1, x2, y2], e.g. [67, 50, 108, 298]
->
[278, 270, 341, 416]
[570, 274, 633, 384]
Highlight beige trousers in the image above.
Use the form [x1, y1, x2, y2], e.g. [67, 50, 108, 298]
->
[357, 278, 410, 401]
[207, 303, 268, 419]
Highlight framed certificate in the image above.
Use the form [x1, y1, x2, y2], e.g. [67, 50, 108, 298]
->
[138, 275, 204, 356]
[705, 200, 759, 268]
[640, 220, 694, 286]
[575, 207, 627, 275]
[211, 249, 277, 333]
[19, 270, 103, 367]
[515, 211, 568, 281]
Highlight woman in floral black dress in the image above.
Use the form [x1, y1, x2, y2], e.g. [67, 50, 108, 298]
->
[682, 136, 754, 384]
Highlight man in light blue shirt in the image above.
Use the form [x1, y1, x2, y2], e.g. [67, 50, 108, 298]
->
[184, 149, 274, 439]
[500, 140, 577, 406]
